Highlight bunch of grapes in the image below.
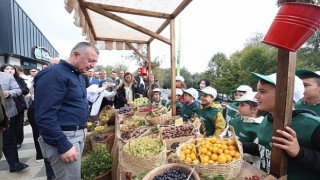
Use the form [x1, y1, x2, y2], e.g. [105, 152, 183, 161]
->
[124, 136, 164, 158]
[153, 169, 195, 180]
[162, 125, 195, 139]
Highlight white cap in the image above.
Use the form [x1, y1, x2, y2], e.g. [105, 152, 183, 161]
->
[176, 75, 184, 82]
[153, 88, 162, 93]
[199, 86, 217, 99]
[234, 92, 258, 103]
[236, 85, 253, 93]
[176, 89, 183, 96]
[252, 72, 304, 102]
[182, 88, 198, 99]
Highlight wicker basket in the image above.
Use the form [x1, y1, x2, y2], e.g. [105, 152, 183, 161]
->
[142, 163, 201, 180]
[145, 111, 171, 126]
[122, 135, 167, 170]
[176, 126, 244, 180]
[91, 133, 115, 154]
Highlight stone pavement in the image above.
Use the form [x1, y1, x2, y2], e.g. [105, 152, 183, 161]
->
[0, 125, 46, 180]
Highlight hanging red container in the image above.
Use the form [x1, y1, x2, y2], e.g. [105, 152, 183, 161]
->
[139, 67, 147, 76]
[262, 2, 320, 52]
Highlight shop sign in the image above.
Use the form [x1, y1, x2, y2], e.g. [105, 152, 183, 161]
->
[21, 60, 37, 68]
[34, 47, 52, 61]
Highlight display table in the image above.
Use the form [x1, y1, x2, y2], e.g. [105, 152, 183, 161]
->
[110, 113, 276, 180]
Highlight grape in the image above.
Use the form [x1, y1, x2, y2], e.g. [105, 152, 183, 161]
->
[123, 136, 164, 158]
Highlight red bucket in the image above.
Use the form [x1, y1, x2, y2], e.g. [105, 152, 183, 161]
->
[262, 2, 320, 52]
[139, 67, 147, 76]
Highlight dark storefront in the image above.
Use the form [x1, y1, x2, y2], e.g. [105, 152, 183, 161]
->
[0, 0, 58, 73]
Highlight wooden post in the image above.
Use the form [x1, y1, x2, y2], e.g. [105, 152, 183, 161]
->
[170, 19, 176, 116]
[147, 43, 152, 99]
[270, 49, 296, 179]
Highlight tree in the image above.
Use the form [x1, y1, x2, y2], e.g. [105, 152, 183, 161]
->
[245, 32, 265, 47]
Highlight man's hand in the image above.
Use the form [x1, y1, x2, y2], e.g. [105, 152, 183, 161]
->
[102, 82, 110, 90]
[3, 91, 10, 98]
[272, 126, 300, 157]
[60, 146, 78, 162]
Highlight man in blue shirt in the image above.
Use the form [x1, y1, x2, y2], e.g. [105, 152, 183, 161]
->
[35, 42, 99, 179]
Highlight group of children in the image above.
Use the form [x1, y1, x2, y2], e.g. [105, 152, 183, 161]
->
[151, 69, 320, 179]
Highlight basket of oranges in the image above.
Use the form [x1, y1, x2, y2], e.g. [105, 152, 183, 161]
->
[176, 126, 243, 179]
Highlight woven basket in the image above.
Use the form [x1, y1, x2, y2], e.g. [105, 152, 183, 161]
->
[142, 163, 201, 180]
[123, 135, 167, 170]
[176, 126, 243, 180]
[91, 133, 115, 154]
[145, 111, 171, 126]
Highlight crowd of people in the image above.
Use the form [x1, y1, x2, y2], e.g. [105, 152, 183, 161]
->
[0, 41, 319, 179]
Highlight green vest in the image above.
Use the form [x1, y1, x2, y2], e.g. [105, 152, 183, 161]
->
[258, 113, 320, 179]
[165, 100, 183, 115]
[226, 102, 239, 122]
[181, 101, 199, 122]
[230, 116, 261, 143]
[294, 100, 320, 116]
[197, 105, 221, 137]
[151, 99, 166, 107]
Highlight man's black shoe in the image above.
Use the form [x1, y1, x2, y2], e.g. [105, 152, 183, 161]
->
[9, 163, 28, 172]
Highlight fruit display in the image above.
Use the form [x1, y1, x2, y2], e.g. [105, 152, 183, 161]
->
[146, 106, 169, 118]
[120, 116, 146, 132]
[99, 109, 114, 123]
[120, 127, 149, 141]
[119, 106, 132, 114]
[161, 124, 196, 139]
[94, 125, 105, 132]
[153, 169, 195, 180]
[123, 136, 164, 158]
[129, 97, 149, 109]
[178, 137, 241, 165]
[138, 106, 153, 112]
[86, 122, 95, 132]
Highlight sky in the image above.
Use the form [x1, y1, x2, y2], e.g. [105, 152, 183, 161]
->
[15, 0, 279, 74]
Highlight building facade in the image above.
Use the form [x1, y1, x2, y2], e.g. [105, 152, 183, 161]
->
[0, 0, 58, 73]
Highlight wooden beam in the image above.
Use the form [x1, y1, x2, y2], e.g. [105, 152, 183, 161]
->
[86, 4, 171, 45]
[270, 49, 296, 178]
[147, 44, 152, 99]
[148, 0, 192, 44]
[170, 19, 176, 116]
[78, 0, 97, 40]
[83, 2, 172, 19]
[125, 41, 147, 62]
[96, 37, 148, 44]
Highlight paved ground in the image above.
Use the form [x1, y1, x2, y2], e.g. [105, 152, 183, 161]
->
[0, 125, 46, 180]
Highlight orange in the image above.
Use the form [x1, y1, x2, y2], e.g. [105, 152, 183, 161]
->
[217, 149, 224, 155]
[228, 145, 236, 151]
[224, 149, 229, 154]
[225, 154, 232, 162]
[221, 141, 228, 145]
[212, 147, 218, 154]
[185, 149, 191, 154]
[185, 157, 192, 163]
[234, 152, 240, 158]
[208, 160, 215, 164]
[179, 154, 186, 160]
[193, 159, 199, 164]
[221, 144, 228, 150]
[181, 145, 187, 151]
[208, 147, 214, 152]
[201, 148, 208, 154]
[190, 153, 197, 160]
[228, 150, 235, 157]
[206, 151, 212, 157]
[211, 154, 218, 161]
[217, 155, 227, 164]
[227, 140, 235, 146]
[210, 137, 217, 144]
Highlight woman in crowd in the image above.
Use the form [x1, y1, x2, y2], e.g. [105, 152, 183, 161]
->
[1, 64, 29, 148]
[198, 78, 210, 90]
[0, 68, 28, 172]
[114, 72, 139, 109]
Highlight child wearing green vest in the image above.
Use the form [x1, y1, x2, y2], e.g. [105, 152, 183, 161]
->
[150, 88, 166, 107]
[295, 69, 320, 116]
[165, 89, 183, 115]
[243, 72, 320, 179]
[197, 86, 226, 137]
[225, 85, 253, 123]
[229, 91, 265, 168]
[181, 88, 200, 122]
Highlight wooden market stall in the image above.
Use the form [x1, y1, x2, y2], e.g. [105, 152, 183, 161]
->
[65, 0, 320, 179]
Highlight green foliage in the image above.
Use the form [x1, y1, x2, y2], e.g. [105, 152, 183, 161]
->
[81, 145, 112, 180]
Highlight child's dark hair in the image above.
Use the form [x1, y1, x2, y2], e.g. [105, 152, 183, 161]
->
[298, 73, 320, 87]
[259, 79, 276, 87]
[243, 101, 267, 117]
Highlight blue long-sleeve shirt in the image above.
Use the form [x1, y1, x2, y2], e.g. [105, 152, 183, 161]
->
[34, 60, 88, 154]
